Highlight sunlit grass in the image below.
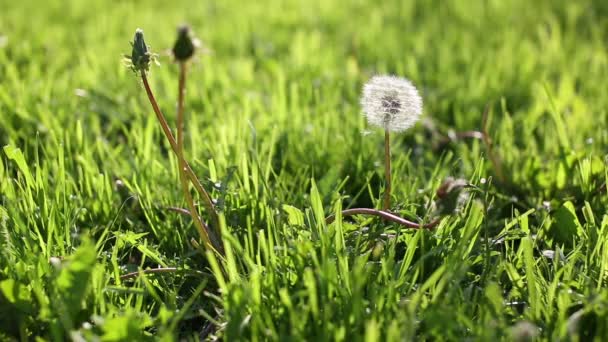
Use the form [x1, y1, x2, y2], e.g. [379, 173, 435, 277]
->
[1, 0, 607, 340]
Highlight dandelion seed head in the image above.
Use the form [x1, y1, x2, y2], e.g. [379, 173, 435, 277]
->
[361, 75, 422, 132]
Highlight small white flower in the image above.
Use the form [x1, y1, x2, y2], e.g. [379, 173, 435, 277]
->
[361, 75, 423, 132]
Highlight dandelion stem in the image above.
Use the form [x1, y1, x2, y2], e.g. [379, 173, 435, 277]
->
[175, 62, 223, 255]
[435, 130, 485, 148]
[120, 267, 178, 280]
[177, 63, 186, 165]
[598, 182, 607, 194]
[481, 103, 506, 184]
[383, 129, 391, 211]
[140, 71, 221, 254]
[325, 208, 440, 229]
[118, 267, 210, 281]
[165, 206, 192, 216]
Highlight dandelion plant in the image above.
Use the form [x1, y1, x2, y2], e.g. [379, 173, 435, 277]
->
[326, 75, 464, 229]
[361, 75, 423, 211]
[125, 28, 222, 254]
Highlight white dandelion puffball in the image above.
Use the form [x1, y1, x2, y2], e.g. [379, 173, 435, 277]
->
[361, 75, 423, 132]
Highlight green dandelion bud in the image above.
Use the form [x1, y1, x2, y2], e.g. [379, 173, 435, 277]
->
[125, 28, 154, 72]
[172, 25, 198, 62]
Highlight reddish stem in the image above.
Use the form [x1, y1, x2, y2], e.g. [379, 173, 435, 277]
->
[174, 63, 222, 254]
[326, 207, 441, 229]
[140, 72, 220, 238]
[120, 267, 178, 280]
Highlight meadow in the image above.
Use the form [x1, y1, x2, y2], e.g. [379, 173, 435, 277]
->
[1, 0, 608, 340]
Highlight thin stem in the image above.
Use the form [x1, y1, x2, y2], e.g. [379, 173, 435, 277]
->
[481, 103, 506, 184]
[140, 72, 220, 237]
[166, 206, 192, 216]
[325, 207, 440, 229]
[120, 267, 178, 280]
[480, 177, 492, 287]
[177, 63, 186, 163]
[435, 130, 485, 148]
[175, 62, 222, 254]
[383, 129, 391, 211]
[596, 182, 606, 195]
[118, 267, 211, 281]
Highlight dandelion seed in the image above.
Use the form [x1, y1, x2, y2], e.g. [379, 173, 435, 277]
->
[49, 257, 62, 268]
[361, 75, 423, 132]
[74, 88, 88, 97]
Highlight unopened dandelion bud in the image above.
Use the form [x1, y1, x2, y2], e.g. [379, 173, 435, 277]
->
[172, 25, 198, 62]
[123, 28, 159, 73]
[361, 75, 423, 132]
[128, 28, 152, 72]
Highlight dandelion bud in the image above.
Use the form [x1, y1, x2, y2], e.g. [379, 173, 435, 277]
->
[128, 28, 152, 72]
[361, 75, 423, 132]
[172, 25, 198, 62]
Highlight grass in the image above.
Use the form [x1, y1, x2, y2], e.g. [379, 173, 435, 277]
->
[1, 0, 608, 340]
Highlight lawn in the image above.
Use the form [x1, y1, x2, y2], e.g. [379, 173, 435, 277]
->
[1, 0, 608, 340]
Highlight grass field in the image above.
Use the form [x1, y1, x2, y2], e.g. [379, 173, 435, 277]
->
[1, 0, 608, 340]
